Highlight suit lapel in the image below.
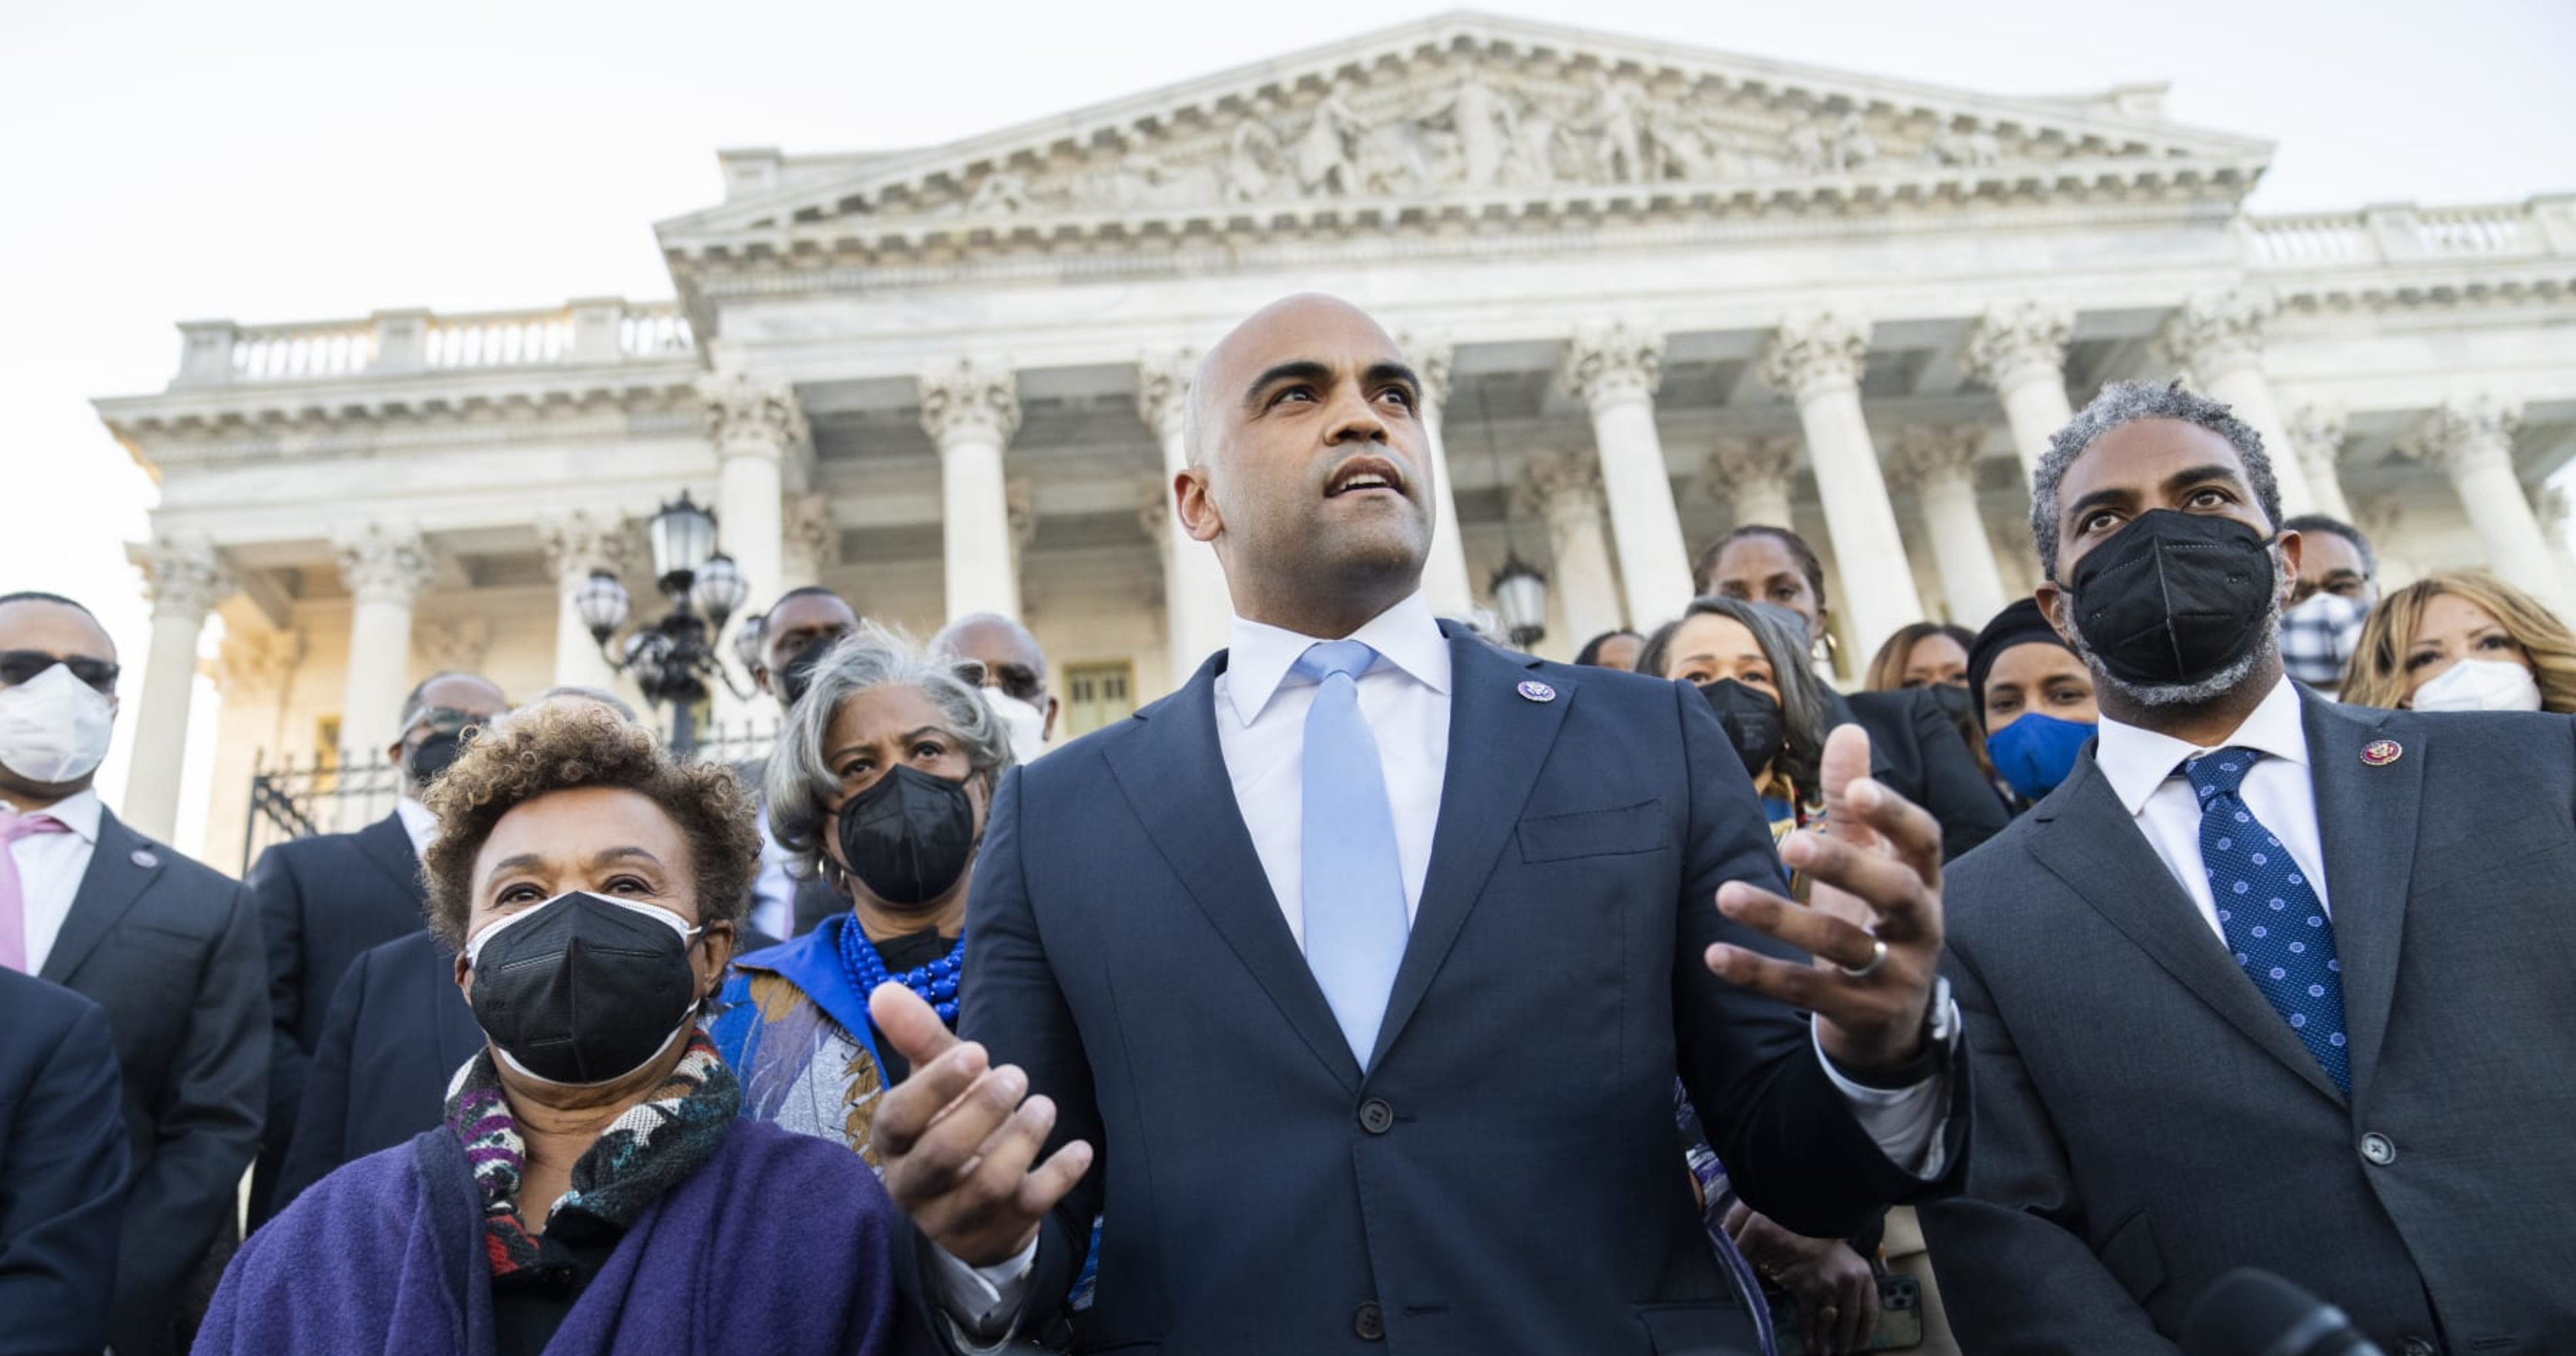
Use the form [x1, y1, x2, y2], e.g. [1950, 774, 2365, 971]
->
[39, 810, 162, 984]
[1367, 630, 1569, 1071]
[2299, 694, 2417, 1099]
[355, 813, 427, 905]
[2026, 758, 2346, 1104]
[1102, 654, 1363, 1093]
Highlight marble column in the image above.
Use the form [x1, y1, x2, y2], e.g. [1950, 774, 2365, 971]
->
[1520, 450, 1627, 641]
[921, 358, 1022, 622]
[1706, 435, 1800, 537]
[1964, 300, 2074, 482]
[1136, 350, 1233, 683]
[537, 510, 631, 693]
[1889, 426, 2010, 626]
[1398, 337, 1477, 616]
[333, 522, 434, 756]
[2159, 289, 2318, 515]
[2284, 406, 2356, 523]
[2403, 395, 2573, 616]
[1758, 313, 1926, 655]
[203, 629, 302, 866]
[123, 538, 233, 842]
[780, 494, 839, 597]
[1562, 323, 1693, 626]
[700, 372, 804, 607]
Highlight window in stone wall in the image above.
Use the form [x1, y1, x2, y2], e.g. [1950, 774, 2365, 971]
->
[1062, 662, 1136, 739]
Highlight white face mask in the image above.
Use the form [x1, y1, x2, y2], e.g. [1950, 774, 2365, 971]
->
[985, 688, 1048, 765]
[0, 663, 117, 785]
[2411, 657, 2544, 714]
[2281, 591, 2369, 686]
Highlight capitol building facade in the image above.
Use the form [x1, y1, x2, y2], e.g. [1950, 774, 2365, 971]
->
[92, 14, 2576, 867]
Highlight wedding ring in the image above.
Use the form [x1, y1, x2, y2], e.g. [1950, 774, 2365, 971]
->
[1819, 1304, 1841, 1324]
[1836, 937, 1889, 979]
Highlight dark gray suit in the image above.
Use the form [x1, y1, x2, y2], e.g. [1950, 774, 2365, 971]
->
[40, 808, 266, 1356]
[1922, 692, 2576, 1354]
[246, 811, 428, 1218]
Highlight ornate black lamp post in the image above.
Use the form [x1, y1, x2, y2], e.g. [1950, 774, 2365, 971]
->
[574, 492, 756, 753]
[1489, 553, 1550, 650]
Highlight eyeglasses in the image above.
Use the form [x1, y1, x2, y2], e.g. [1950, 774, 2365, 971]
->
[0, 651, 119, 696]
[403, 706, 486, 739]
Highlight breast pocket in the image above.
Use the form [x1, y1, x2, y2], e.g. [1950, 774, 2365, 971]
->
[1516, 799, 1668, 864]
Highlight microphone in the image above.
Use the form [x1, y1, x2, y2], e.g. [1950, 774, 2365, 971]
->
[2181, 1269, 2387, 1356]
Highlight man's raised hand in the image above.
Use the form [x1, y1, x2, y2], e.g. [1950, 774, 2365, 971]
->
[869, 983, 1093, 1267]
[1704, 722, 1946, 1072]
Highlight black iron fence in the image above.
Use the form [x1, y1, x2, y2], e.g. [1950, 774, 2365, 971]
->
[241, 719, 780, 873]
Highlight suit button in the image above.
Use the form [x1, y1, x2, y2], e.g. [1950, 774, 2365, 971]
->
[1358, 1098, 1395, 1134]
[2401, 1338, 2438, 1356]
[2360, 1132, 2396, 1166]
[1353, 1302, 1384, 1340]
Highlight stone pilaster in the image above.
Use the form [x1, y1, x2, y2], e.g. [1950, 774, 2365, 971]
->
[1563, 322, 1691, 626]
[1758, 312, 1925, 652]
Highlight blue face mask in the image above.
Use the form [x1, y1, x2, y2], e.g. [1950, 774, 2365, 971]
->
[1986, 712, 2097, 802]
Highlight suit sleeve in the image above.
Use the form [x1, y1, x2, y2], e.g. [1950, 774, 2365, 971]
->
[1914, 940, 2179, 1355]
[118, 879, 268, 1307]
[248, 846, 310, 1154]
[0, 998, 130, 1355]
[951, 765, 1100, 1338]
[1670, 679, 1965, 1241]
[1906, 692, 2009, 862]
[273, 940, 369, 1215]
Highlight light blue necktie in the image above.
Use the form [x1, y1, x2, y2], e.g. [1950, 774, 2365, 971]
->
[1295, 640, 1410, 1069]
[2183, 747, 2352, 1094]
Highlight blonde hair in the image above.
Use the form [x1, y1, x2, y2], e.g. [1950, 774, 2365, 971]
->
[2341, 570, 2576, 714]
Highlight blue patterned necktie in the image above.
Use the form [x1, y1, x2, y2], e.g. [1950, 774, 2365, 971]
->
[1295, 640, 1410, 1069]
[2181, 747, 2351, 1094]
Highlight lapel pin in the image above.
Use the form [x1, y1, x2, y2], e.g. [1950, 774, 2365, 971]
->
[129, 848, 160, 869]
[2360, 739, 2402, 767]
[1516, 679, 1557, 704]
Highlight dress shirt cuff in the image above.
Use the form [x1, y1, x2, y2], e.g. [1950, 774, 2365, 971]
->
[922, 1234, 1039, 1351]
[1813, 1003, 1960, 1180]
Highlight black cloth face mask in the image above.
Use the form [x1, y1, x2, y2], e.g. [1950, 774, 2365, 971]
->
[464, 891, 703, 1087]
[1697, 678, 1787, 782]
[407, 730, 466, 787]
[2061, 509, 2280, 688]
[779, 633, 842, 709]
[834, 764, 978, 906]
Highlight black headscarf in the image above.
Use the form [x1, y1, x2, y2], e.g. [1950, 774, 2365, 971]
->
[1968, 598, 2075, 716]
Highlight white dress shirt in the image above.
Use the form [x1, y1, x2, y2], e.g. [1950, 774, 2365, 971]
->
[393, 795, 437, 857]
[929, 593, 1952, 1343]
[2091, 676, 2333, 938]
[748, 804, 797, 942]
[5, 788, 102, 976]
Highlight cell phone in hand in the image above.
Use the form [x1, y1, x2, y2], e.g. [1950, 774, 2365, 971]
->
[1768, 1273, 1926, 1354]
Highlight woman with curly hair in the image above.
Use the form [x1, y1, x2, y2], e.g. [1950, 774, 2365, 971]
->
[2339, 569, 2576, 715]
[197, 702, 928, 1355]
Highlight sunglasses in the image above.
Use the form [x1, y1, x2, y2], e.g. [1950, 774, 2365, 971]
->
[0, 651, 119, 696]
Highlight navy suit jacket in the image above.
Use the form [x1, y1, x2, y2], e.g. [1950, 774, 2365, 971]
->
[0, 968, 129, 1356]
[268, 929, 482, 1216]
[959, 626, 1966, 1355]
[1922, 693, 2576, 1354]
[39, 809, 265, 1355]
[246, 812, 428, 1217]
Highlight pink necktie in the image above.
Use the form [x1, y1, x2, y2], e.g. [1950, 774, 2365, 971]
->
[0, 811, 68, 973]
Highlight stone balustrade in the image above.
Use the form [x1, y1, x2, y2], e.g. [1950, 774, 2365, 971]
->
[175, 298, 693, 385]
[2246, 195, 2575, 268]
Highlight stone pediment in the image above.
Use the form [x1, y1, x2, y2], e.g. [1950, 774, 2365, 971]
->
[660, 11, 2270, 252]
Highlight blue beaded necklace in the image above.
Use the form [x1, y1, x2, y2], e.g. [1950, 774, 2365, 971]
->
[837, 917, 965, 1026]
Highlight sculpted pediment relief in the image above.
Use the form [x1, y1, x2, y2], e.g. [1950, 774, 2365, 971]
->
[664, 13, 2268, 245]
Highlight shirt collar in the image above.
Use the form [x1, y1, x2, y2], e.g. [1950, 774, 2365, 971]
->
[2093, 675, 2310, 815]
[394, 796, 438, 853]
[1, 787, 102, 843]
[1224, 590, 1453, 727]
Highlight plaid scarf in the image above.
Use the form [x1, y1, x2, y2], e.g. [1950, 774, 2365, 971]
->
[443, 1031, 740, 1279]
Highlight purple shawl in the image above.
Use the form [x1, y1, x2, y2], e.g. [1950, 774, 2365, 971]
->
[195, 1115, 931, 1355]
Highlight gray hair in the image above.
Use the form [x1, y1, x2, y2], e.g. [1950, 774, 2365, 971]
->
[2030, 380, 2281, 582]
[763, 624, 1015, 879]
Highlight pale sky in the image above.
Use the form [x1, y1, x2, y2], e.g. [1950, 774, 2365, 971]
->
[3, 0, 2570, 851]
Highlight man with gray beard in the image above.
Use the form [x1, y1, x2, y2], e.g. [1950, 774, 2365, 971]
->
[1919, 381, 2576, 1355]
